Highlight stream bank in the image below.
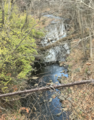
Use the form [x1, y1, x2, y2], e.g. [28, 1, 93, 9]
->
[58, 46, 94, 119]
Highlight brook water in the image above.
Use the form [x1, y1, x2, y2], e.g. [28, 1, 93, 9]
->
[21, 14, 70, 120]
[21, 64, 69, 120]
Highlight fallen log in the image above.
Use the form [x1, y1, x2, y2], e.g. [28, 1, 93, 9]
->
[39, 30, 89, 51]
[0, 79, 93, 98]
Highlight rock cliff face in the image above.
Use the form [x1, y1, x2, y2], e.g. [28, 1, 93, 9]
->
[41, 14, 70, 62]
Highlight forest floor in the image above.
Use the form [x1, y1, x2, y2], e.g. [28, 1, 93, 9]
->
[60, 41, 94, 120]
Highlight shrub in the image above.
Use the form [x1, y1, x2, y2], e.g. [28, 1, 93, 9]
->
[0, 1, 44, 94]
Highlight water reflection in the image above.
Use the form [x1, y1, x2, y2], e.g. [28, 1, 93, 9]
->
[31, 64, 69, 120]
[21, 64, 69, 120]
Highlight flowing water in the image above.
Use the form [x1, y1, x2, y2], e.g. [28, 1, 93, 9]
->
[23, 64, 69, 120]
[21, 14, 70, 120]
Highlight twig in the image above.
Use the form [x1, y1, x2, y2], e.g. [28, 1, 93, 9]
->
[0, 106, 7, 111]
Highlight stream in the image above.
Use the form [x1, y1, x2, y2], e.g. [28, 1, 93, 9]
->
[33, 64, 69, 120]
[21, 64, 69, 120]
[21, 14, 70, 120]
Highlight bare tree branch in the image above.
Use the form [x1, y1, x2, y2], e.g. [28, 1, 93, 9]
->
[0, 79, 94, 98]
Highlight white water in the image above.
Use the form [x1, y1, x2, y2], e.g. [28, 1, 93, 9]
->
[41, 14, 70, 62]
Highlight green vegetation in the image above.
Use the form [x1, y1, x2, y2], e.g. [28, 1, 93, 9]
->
[0, 2, 44, 96]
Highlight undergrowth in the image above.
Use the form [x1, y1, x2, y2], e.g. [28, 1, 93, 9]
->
[61, 41, 94, 120]
[0, 0, 44, 115]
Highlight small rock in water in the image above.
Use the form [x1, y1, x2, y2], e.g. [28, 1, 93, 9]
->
[60, 70, 65, 73]
[64, 65, 68, 69]
[49, 80, 52, 82]
[55, 82, 58, 84]
[34, 84, 38, 87]
[58, 76, 61, 78]
[63, 108, 68, 111]
[32, 76, 39, 80]
[55, 74, 57, 77]
[52, 94, 56, 99]
[43, 100, 47, 102]
[50, 82, 54, 86]
[61, 104, 66, 108]
[56, 112, 62, 117]
[49, 98, 52, 102]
